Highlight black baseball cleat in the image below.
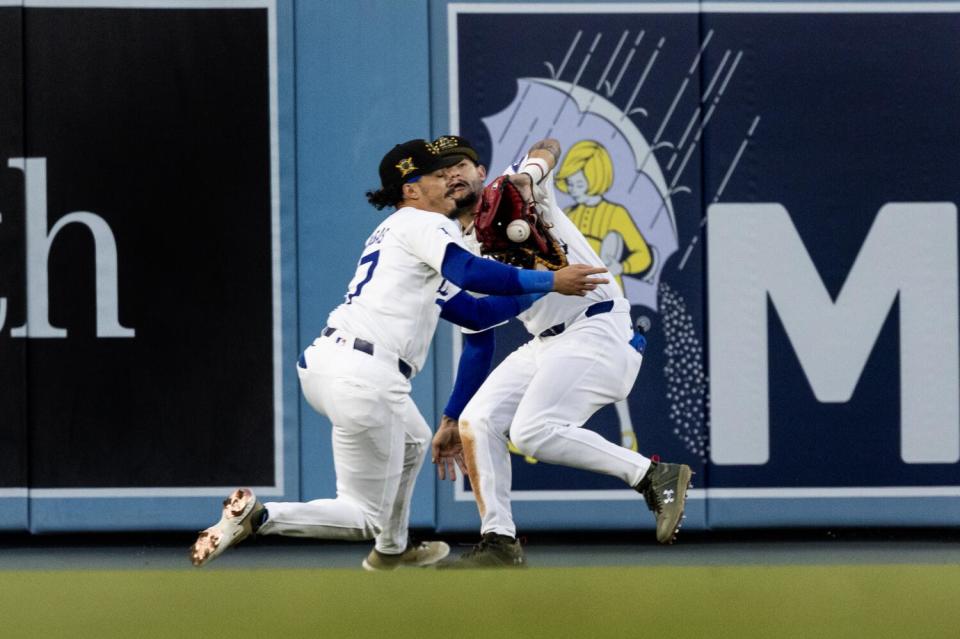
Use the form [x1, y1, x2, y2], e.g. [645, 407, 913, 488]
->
[635, 461, 693, 544]
[437, 533, 527, 569]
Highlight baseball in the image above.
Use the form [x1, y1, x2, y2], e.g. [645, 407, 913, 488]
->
[506, 219, 531, 243]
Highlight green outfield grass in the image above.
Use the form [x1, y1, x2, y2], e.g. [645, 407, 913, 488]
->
[0, 565, 956, 638]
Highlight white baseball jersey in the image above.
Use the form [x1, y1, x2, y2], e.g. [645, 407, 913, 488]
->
[326, 206, 464, 374]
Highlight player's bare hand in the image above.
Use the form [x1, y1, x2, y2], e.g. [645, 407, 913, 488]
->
[432, 415, 467, 481]
[552, 264, 610, 296]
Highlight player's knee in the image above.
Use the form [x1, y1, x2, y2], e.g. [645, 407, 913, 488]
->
[508, 423, 546, 458]
[458, 410, 491, 436]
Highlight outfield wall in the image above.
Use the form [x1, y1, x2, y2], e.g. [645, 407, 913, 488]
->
[0, 0, 957, 533]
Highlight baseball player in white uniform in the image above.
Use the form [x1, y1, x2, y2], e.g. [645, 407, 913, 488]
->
[430, 136, 692, 567]
[189, 138, 608, 569]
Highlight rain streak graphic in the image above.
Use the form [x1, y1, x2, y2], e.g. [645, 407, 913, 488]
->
[479, 26, 761, 462]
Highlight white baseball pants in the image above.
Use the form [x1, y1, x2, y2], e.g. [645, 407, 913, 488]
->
[459, 310, 651, 538]
[258, 334, 430, 554]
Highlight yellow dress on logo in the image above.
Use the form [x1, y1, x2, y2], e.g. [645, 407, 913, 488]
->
[565, 200, 652, 290]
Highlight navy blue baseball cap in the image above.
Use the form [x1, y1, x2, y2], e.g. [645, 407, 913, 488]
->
[378, 139, 463, 190]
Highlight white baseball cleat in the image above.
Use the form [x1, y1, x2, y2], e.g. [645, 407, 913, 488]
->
[361, 540, 450, 571]
[190, 488, 264, 567]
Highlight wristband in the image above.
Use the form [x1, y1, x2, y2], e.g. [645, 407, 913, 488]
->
[519, 157, 549, 184]
[516, 268, 554, 293]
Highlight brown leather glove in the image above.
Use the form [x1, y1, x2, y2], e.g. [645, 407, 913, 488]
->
[474, 176, 568, 271]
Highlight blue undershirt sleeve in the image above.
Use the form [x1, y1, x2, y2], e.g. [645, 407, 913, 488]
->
[439, 289, 544, 331]
[441, 243, 554, 295]
[443, 329, 496, 420]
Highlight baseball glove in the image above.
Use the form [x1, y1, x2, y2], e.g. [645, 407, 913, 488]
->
[474, 176, 569, 270]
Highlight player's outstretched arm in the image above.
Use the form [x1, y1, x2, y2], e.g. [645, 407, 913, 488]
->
[442, 244, 608, 297]
[439, 290, 543, 331]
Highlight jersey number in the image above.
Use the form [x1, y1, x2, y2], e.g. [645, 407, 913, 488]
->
[346, 250, 380, 303]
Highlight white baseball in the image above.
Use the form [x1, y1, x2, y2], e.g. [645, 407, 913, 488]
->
[506, 219, 531, 243]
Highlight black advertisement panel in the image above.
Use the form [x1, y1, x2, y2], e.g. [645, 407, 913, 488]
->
[0, 6, 26, 492]
[17, 7, 276, 488]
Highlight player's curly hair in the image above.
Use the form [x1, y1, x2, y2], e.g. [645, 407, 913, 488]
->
[366, 184, 404, 210]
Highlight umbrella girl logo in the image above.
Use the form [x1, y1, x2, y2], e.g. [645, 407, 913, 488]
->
[473, 25, 759, 464]
[555, 139, 656, 294]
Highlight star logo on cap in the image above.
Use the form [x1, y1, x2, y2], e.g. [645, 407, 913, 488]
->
[396, 157, 417, 177]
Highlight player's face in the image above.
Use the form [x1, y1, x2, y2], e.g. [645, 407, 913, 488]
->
[445, 158, 486, 211]
[406, 168, 456, 214]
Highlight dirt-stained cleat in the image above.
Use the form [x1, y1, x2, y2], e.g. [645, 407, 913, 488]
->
[190, 488, 264, 567]
[362, 540, 450, 571]
[437, 533, 527, 569]
[635, 461, 693, 544]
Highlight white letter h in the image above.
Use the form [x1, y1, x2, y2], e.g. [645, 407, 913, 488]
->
[9, 157, 134, 338]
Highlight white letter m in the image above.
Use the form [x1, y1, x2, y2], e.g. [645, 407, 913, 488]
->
[709, 203, 959, 465]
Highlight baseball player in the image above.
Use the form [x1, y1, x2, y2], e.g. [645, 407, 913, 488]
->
[189, 138, 608, 569]
[430, 136, 692, 567]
